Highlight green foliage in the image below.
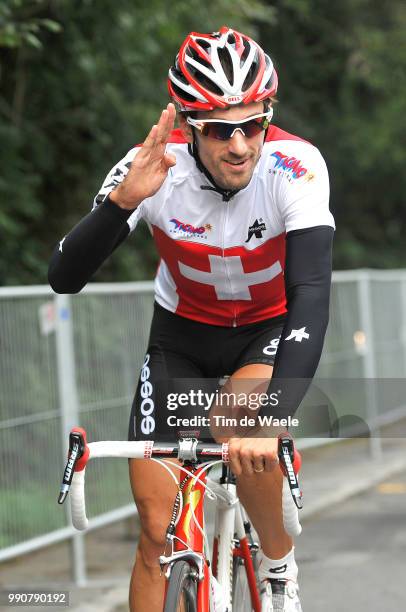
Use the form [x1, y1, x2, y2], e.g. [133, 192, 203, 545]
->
[0, 0, 405, 285]
[0, 0, 274, 285]
[0, 1, 61, 50]
[259, 0, 406, 268]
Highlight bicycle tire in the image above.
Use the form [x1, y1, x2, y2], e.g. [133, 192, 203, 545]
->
[163, 560, 198, 612]
[232, 555, 254, 611]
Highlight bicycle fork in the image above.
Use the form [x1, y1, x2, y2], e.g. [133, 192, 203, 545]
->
[211, 472, 261, 612]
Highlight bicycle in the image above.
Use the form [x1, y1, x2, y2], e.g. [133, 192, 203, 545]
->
[58, 428, 303, 611]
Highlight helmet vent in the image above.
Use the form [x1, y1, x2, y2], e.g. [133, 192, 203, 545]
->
[173, 66, 187, 84]
[240, 39, 251, 65]
[242, 60, 259, 92]
[187, 47, 214, 72]
[218, 46, 234, 84]
[171, 83, 197, 103]
[194, 72, 224, 96]
[197, 39, 211, 50]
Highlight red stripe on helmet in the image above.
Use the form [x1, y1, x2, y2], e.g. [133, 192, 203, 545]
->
[178, 40, 229, 110]
[188, 36, 212, 65]
[219, 26, 245, 57]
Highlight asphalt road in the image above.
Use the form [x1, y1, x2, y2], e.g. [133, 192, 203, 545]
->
[297, 472, 406, 611]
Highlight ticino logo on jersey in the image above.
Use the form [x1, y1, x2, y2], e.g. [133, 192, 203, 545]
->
[169, 218, 212, 239]
[270, 151, 314, 181]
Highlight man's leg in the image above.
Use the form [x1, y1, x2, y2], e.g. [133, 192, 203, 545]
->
[128, 457, 180, 612]
[221, 363, 301, 610]
[224, 363, 293, 558]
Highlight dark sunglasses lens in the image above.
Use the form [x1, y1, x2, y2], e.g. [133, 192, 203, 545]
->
[203, 123, 234, 140]
[202, 118, 266, 140]
[242, 120, 265, 138]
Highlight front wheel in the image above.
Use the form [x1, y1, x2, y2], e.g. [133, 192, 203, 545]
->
[232, 555, 253, 611]
[232, 541, 261, 612]
[164, 560, 198, 612]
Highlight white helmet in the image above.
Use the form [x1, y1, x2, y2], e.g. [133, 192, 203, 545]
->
[168, 26, 278, 111]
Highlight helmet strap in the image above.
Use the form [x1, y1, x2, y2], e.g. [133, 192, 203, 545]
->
[187, 102, 271, 201]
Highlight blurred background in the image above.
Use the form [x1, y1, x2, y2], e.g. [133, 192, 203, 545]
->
[1, 0, 405, 285]
[1, 1, 406, 610]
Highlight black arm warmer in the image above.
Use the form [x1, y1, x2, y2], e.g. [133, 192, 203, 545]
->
[262, 225, 334, 418]
[48, 197, 133, 293]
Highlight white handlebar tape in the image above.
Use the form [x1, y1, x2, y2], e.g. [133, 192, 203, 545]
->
[69, 441, 302, 536]
[70, 441, 149, 531]
[89, 440, 148, 459]
[282, 478, 302, 536]
[70, 470, 88, 531]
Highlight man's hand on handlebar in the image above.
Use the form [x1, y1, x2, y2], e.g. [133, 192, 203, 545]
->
[227, 436, 282, 477]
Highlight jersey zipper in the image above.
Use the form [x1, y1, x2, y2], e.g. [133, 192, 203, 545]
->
[221, 202, 238, 327]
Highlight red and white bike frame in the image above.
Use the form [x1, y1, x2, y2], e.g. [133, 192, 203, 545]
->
[59, 429, 302, 612]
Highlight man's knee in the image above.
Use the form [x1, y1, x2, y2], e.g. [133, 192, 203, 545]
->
[137, 500, 169, 552]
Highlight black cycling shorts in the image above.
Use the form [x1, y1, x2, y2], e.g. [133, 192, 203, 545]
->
[128, 302, 286, 441]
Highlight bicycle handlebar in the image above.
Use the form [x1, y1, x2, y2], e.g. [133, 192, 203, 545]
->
[58, 428, 302, 536]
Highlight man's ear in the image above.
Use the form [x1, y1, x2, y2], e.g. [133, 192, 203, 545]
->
[178, 113, 194, 143]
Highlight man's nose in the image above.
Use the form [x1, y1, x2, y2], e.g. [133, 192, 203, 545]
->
[228, 129, 249, 156]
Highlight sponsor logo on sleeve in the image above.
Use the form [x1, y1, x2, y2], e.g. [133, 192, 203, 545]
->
[285, 327, 310, 342]
[270, 151, 315, 182]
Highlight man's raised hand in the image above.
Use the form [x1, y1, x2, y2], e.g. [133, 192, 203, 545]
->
[109, 103, 177, 210]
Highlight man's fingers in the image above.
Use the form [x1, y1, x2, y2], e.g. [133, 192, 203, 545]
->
[139, 103, 176, 161]
[167, 103, 177, 128]
[228, 440, 243, 476]
[156, 104, 176, 143]
[164, 153, 177, 168]
[141, 124, 158, 152]
[264, 454, 278, 472]
[240, 450, 255, 476]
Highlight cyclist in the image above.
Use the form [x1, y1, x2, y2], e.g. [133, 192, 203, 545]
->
[49, 26, 334, 612]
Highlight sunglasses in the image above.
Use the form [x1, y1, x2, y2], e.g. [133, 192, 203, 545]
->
[186, 109, 274, 141]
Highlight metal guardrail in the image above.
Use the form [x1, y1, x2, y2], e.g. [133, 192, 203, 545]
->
[1, 270, 406, 581]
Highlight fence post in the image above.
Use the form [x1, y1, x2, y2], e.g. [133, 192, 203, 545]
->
[55, 293, 87, 586]
[401, 277, 406, 377]
[357, 271, 382, 459]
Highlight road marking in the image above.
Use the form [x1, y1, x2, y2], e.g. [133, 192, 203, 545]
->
[376, 482, 406, 494]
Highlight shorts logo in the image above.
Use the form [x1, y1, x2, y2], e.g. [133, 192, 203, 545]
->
[270, 151, 309, 180]
[263, 335, 281, 356]
[169, 218, 212, 239]
[139, 353, 155, 435]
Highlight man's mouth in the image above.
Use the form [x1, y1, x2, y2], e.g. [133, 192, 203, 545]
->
[223, 158, 250, 170]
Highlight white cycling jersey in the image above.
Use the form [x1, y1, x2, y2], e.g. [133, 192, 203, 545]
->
[94, 126, 335, 327]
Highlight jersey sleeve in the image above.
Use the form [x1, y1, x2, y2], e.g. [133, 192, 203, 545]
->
[48, 147, 146, 294]
[274, 145, 335, 233]
[93, 146, 146, 233]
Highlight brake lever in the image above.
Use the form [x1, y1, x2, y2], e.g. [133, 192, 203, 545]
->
[57, 429, 86, 504]
[278, 435, 303, 510]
